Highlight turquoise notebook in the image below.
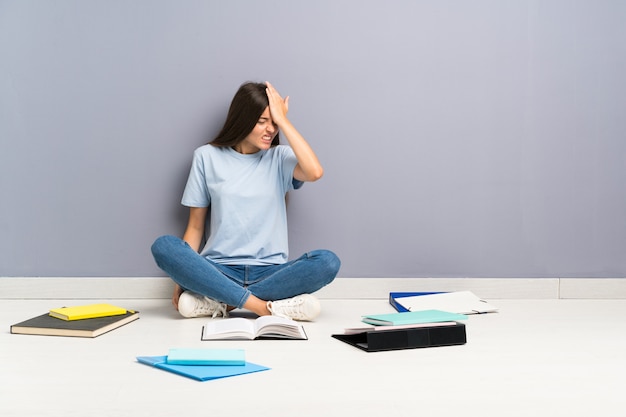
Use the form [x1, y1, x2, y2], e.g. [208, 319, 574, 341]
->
[361, 309, 467, 326]
[137, 356, 268, 381]
[167, 348, 245, 366]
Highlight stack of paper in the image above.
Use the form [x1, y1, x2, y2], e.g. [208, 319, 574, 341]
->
[389, 290, 498, 314]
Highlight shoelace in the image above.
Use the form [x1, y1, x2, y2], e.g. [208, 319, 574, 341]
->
[196, 296, 228, 318]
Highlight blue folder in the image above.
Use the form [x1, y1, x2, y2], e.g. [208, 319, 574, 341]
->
[136, 355, 269, 381]
[389, 292, 446, 312]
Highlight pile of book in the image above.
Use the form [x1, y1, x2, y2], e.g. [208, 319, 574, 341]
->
[137, 348, 269, 381]
[332, 291, 498, 352]
[10, 303, 139, 338]
[332, 309, 469, 352]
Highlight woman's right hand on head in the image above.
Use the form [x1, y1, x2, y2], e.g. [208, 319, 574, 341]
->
[265, 81, 289, 126]
[172, 284, 184, 310]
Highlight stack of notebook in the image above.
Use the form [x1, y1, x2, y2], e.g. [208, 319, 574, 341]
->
[136, 348, 269, 381]
[332, 309, 468, 352]
[10, 303, 139, 338]
[332, 291, 499, 352]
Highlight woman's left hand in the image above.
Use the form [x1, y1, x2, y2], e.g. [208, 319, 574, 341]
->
[266, 82, 289, 126]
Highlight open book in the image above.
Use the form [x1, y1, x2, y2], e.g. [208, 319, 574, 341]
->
[201, 316, 307, 340]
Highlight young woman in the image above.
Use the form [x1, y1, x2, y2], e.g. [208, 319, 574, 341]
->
[151, 81, 340, 321]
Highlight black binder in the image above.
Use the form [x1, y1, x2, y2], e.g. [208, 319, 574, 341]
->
[331, 322, 466, 352]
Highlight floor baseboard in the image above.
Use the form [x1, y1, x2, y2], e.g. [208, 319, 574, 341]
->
[1, 276, 625, 299]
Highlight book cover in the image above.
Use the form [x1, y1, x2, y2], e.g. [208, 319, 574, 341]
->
[361, 309, 467, 326]
[137, 356, 269, 381]
[332, 322, 467, 352]
[167, 348, 246, 366]
[10, 311, 139, 338]
[49, 303, 128, 321]
[389, 291, 498, 314]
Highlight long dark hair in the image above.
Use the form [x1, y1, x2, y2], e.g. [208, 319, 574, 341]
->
[210, 82, 280, 147]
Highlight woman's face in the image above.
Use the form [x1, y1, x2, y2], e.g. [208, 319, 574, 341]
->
[235, 107, 277, 154]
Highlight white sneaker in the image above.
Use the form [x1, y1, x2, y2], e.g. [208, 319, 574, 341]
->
[177, 292, 228, 318]
[267, 294, 321, 321]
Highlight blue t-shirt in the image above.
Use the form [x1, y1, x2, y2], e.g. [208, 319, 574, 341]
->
[181, 144, 302, 265]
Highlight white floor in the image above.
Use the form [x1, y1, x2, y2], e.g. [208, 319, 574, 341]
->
[2, 298, 626, 417]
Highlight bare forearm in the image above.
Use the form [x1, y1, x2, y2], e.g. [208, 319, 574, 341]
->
[182, 229, 203, 252]
[278, 118, 324, 182]
[265, 82, 323, 182]
[183, 207, 208, 252]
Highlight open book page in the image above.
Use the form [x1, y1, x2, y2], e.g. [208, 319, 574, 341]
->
[201, 316, 307, 340]
[202, 318, 256, 340]
[252, 316, 307, 340]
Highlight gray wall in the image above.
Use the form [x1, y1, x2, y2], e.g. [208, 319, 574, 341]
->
[1, 1, 625, 278]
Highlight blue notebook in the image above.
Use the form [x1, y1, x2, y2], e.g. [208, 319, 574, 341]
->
[361, 309, 467, 326]
[166, 348, 245, 366]
[136, 355, 269, 381]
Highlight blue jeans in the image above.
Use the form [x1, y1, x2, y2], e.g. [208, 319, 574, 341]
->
[151, 235, 340, 308]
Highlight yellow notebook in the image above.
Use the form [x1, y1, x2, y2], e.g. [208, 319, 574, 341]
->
[49, 303, 128, 321]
